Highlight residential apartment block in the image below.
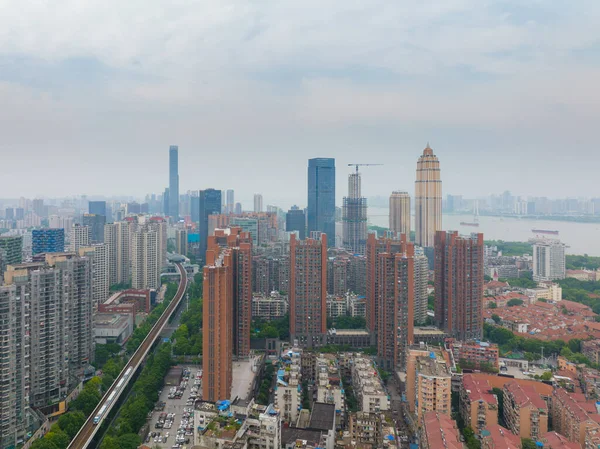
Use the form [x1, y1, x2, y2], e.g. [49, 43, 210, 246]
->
[351, 356, 390, 413]
[503, 380, 548, 440]
[459, 374, 498, 435]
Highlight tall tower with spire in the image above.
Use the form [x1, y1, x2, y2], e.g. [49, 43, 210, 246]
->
[343, 171, 368, 254]
[415, 143, 442, 247]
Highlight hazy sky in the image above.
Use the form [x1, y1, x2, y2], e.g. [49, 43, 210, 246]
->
[1, 1, 599, 208]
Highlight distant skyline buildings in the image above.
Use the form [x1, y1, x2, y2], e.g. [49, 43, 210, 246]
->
[389, 191, 411, 237]
[342, 171, 368, 255]
[199, 189, 222, 261]
[307, 158, 336, 247]
[253, 193, 263, 213]
[169, 145, 179, 219]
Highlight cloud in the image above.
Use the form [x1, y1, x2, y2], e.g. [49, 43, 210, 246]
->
[1, 0, 600, 199]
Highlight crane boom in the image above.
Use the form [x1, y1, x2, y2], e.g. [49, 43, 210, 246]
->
[347, 163, 383, 174]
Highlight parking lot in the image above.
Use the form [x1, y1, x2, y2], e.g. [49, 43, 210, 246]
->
[143, 366, 202, 448]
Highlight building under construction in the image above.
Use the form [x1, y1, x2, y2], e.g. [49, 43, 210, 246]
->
[343, 172, 368, 255]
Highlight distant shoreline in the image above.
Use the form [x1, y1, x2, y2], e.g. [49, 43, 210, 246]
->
[445, 212, 600, 224]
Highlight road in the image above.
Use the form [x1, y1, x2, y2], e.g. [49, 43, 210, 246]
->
[68, 263, 188, 449]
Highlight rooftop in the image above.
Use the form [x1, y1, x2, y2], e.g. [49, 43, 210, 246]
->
[422, 412, 463, 449]
[309, 402, 336, 431]
[481, 424, 520, 449]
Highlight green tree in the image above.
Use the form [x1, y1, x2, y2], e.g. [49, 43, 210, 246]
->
[568, 338, 582, 353]
[541, 371, 553, 381]
[521, 438, 537, 449]
[99, 436, 121, 449]
[507, 298, 524, 307]
[44, 428, 70, 449]
[488, 302, 497, 309]
[491, 314, 501, 324]
[30, 439, 60, 449]
[58, 411, 86, 439]
[117, 433, 142, 449]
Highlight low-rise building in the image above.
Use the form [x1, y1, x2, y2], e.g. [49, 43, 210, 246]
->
[314, 355, 345, 429]
[406, 346, 452, 422]
[459, 374, 498, 435]
[449, 340, 499, 372]
[93, 313, 133, 345]
[326, 295, 347, 318]
[503, 380, 548, 440]
[552, 388, 599, 446]
[420, 411, 464, 449]
[275, 347, 303, 424]
[480, 424, 520, 449]
[251, 292, 289, 320]
[346, 412, 384, 448]
[326, 329, 373, 348]
[351, 356, 389, 413]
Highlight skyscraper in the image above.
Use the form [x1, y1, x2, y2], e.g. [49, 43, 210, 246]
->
[308, 158, 336, 247]
[88, 200, 107, 216]
[389, 191, 411, 238]
[366, 232, 405, 334]
[0, 236, 23, 265]
[343, 171, 368, 254]
[175, 229, 188, 256]
[33, 198, 45, 217]
[415, 144, 442, 247]
[434, 231, 484, 340]
[208, 228, 253, 358]
[32, 228, 65, 254]
[203, 245, 234, 402]
[104, 221, 132, 285]
[254, 194, 263, 213]
[131, 226, 160, 289]
[163, 187, 170, 216]
[79, 244, 110, 307]
[286, 206, 306, 239]
[413, 246, 429, 325]
[376, 239, 415, 371]
[226, 189, 235, 214]
[532, 238, 566, 281]
[234, 202, 242, 214]
[289, 233, 327, 348]
[169, 145, 179, 219]
[82, 213, 106, 243]
[199, 189, 222, 261]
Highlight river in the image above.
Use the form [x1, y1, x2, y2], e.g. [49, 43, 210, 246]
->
[367, 206, 600, 256]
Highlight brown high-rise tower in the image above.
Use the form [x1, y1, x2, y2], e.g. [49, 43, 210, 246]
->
[289, 233, 327, 348]
[202, 227, 253, 402]
[415, 144, 442, 247]
[434, 231, 484, 340]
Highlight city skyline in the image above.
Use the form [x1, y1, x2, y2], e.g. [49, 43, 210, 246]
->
[2, 3, 600, 200]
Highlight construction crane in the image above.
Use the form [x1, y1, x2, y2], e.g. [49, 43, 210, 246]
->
[347, 163, 383, 174]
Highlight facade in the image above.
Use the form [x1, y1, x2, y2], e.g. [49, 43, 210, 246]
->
[533, 238, 567, 281]
[307, 158, 336, 247]
[0, 284, 28, 449]
[226, 189, 234, 214]
[450, 340, 500, 372]
[254, 193, 264, 213]
[366, 232, 406, 334]
[202, 247, 233, 402]
[252, 292, 288, 320]
[0, 236, 23, 265]
[169, 145, 179, 219]
[342, 172, 368, 255]
[406, 346, 452, 422]
[420, 412, 464, 449]
[275, 348, 303, 424]
[69, 223, 90, 252]
[552, 387, 596, 446]
[199, 188, 222, 261]
[131, 227, 160, 289]
[79, 244, 110, 307]
[286, 206, 306, 240]
[415, 144, 442, 247]
[348, 412, 384, 448]
[208, 228, 253, 358]
[104, 221, 132, 285]
[88, 200, 106, 216]
[414, 246, 429, 325]
[175, 228, 188, 256]
[459, 375, 498, 435]
[351, 356, 390, 413]
[376, 237, 415, 371]
[32, 228, 65, 254]
[434, 231, 484, 340]
[480, 424, 520, 449]
[289, 233, 327, 348]
[389, 191, 411, 237]
[82, 213, 106, 243]
[503, 380, 548, 440]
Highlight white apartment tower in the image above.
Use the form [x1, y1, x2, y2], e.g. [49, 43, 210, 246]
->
[131, 228, 160, 289]
[69, 224, 90, 252]
[414, 246, 429, 325]
[533, 238, 567, 281]
[79, 244, 110, 307]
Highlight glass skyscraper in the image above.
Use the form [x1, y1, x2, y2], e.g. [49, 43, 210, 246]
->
[169, 145, 179, 219]
[32, 229, 65, 255]
[307, 158, 335, 246]
[199, 189, 222, 261]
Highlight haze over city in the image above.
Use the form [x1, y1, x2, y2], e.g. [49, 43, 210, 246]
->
[2, 1, 600, 201]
